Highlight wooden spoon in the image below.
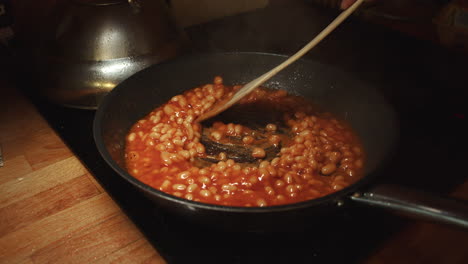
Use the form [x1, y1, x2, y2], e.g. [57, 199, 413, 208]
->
[196, 0, 365, 122]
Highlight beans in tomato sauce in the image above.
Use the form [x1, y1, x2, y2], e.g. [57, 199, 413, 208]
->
[125, 77, 365, 207]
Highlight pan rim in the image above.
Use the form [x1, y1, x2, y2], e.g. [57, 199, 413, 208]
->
[93, 51, 394, 213]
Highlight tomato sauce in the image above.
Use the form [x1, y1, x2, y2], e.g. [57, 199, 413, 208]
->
[125, 77, 365, 207]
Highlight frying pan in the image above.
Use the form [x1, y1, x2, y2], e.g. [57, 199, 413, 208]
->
[93, 52, 468, 231]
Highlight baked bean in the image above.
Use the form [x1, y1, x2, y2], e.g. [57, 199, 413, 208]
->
[266, 124, 277, 132]
[319, 136, 329, 144]
[291, 125, 300, 133]
[187, 178, 195, 185]
[208, 186, 218, 194]
[187, 184, 198, 192]
[275, 179, 285, 187]
[321, 163, 337, 175]
[295, 136, 305, 144]
[125, 80, 365, 207]
[150, 115, 161, 124]
[249, 176, 258, 184]
[328, 151, 342, 163]
[222, 184, 237, 192]
[340, 162, 353, 170]
[180, 150, 190, 159]
[177, 171, 191, 180]
[211, 131, 222, 141]
[309, 159, 318, 170]
[346, 168, 355, 177]
[196, 144, 205, 154]
[257, 199, 267, 207]
[226, 159, 236, 167]
[355, 159, 363, 169]
[127, 132, 136, 142]
[160, 152, 172, 165]
[265, 186, 275, 195]
[259, 168, 269, 179]
[267, 166, 277, 177]
[160, 180, 171, 190]
[234, 124, 243, 135]
[214, 76, 223, 85]
[294, 156, 306, 162]
[242, 136, 254, 144]
[259, 161, 270, 169]
[333, 184, 344, 190]
[172, 184, 186, 191]
[252, 148, 266, 158]
[216, 161, 227, 171]
[200, 190, 211, 197]
[284, 172, 294, 184]
[226, 123, 235, 135]
[334, 175, 345, 182]
[198, 176, 211, 184]
[271, 157, 280, 166]
[353, 146, 362, 155]
[214, 88, 224, 99]
[163, 104, 174, 115]
[308, 179, 324, 187]
[319, 130, 328, 137]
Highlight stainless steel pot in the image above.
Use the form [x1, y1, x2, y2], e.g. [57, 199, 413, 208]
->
[36, 0, 188, 109]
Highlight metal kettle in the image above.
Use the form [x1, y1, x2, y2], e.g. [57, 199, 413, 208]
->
[37, 0, 188, 109]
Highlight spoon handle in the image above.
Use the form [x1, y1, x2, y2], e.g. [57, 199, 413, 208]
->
[197, 0, 365, 122]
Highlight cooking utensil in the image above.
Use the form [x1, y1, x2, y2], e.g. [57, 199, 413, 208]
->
[93, 52, 468, 231]
[36, 0, 188, 109]
[197, 0, 365, 122]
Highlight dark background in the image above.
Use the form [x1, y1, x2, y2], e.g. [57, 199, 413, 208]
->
[2, 0, 468, 263]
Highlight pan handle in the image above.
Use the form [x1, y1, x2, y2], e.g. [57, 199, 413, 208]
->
[349, 184, 468, 229]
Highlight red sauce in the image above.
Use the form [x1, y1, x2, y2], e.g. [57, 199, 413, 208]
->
[125, 77, 365, 207]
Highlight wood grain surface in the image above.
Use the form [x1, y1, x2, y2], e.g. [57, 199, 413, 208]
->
[0, 79, 165, 264]
[1, 78, 467, 264]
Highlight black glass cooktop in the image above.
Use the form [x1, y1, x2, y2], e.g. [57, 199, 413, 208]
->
[12, 3, 468, 263]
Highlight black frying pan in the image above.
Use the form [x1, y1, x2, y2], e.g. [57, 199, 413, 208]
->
[93, 52, 468, 231]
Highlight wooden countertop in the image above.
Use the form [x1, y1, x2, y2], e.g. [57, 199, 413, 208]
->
[1, 78, 468, 264]
[0, 79, 165, 263]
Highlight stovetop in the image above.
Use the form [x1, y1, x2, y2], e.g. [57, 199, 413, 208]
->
[9, 2, 468, 264]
